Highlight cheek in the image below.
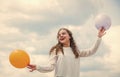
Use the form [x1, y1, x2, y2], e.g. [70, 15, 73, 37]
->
[58, 37, 61, 42]
[66, 36, 70, 40]
[58, 37, 61, 40]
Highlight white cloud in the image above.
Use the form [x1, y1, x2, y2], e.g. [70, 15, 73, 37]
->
[0, 0, 101, 35]
[79, 25, 120, 77]
[0, 25, 21, 35]
[103, 26, 120, 73]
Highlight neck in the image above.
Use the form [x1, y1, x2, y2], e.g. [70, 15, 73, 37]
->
[63, 42, 70, 47]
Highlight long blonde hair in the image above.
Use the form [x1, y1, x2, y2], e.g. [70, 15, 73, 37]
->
[49, 28, 79, 58]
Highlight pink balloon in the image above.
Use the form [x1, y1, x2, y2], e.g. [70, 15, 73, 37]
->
[95, 14, 111, 30]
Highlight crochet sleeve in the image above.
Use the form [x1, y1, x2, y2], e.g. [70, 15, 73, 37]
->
[79, 37, 102, 57]
[36, 51, 58, 73]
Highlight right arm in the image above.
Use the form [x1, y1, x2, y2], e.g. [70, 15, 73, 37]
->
[27, 51, 58, 73]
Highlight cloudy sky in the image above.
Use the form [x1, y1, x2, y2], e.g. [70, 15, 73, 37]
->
[0, 0, 120, 77]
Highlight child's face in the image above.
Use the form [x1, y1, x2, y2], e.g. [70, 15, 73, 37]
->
[58, 29, 70, 46]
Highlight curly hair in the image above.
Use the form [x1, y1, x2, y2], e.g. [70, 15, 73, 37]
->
[49, 28, 79, 58]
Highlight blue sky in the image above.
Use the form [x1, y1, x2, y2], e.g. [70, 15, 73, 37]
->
[0, 0, 120, 77]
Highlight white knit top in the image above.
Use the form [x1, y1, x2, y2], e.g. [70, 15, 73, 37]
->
[36, 37, 102, 77]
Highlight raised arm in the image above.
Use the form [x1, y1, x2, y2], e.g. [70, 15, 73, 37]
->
[79, 37, 101, 57]
[79, 27, 106, 57]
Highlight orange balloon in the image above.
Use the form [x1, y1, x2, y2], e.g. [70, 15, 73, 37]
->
[9, 49, 30, 68]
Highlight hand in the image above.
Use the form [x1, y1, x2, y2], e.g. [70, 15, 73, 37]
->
[98, 27, 106, 38]
[27, 64, 36, 72]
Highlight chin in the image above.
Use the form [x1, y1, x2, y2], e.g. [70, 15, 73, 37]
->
[60, 41, 64, 44]
[59, 41, 65, 44]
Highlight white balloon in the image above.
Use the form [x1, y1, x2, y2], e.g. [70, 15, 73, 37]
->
[95, 14, 111, 30]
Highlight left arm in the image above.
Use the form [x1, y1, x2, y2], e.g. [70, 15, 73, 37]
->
[79, 27, 106, 57]
[79, 37, 101, 57]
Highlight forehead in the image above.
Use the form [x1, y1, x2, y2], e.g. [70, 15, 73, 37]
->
[58, 29, 68, 34]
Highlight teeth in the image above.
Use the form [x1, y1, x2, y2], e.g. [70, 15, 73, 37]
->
[59, 37, 65, 41]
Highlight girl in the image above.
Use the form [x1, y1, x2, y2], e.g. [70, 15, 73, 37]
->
[27, 27, 106, 77]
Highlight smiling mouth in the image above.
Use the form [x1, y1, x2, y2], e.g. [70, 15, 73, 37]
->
[60, 37, 65, 41]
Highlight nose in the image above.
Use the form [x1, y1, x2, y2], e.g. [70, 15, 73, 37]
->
[59, 34, 64, 37]
[58, 34, 63, 39]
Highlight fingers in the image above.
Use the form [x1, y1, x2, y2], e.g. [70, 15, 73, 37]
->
[100, 27, 105, 32]
[98, 27, 106, 38]
[27, 64, 36, 68]
[27, 64, 36, 72]
[27, 66, 32, 69]
[27, 64, 33, 69]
